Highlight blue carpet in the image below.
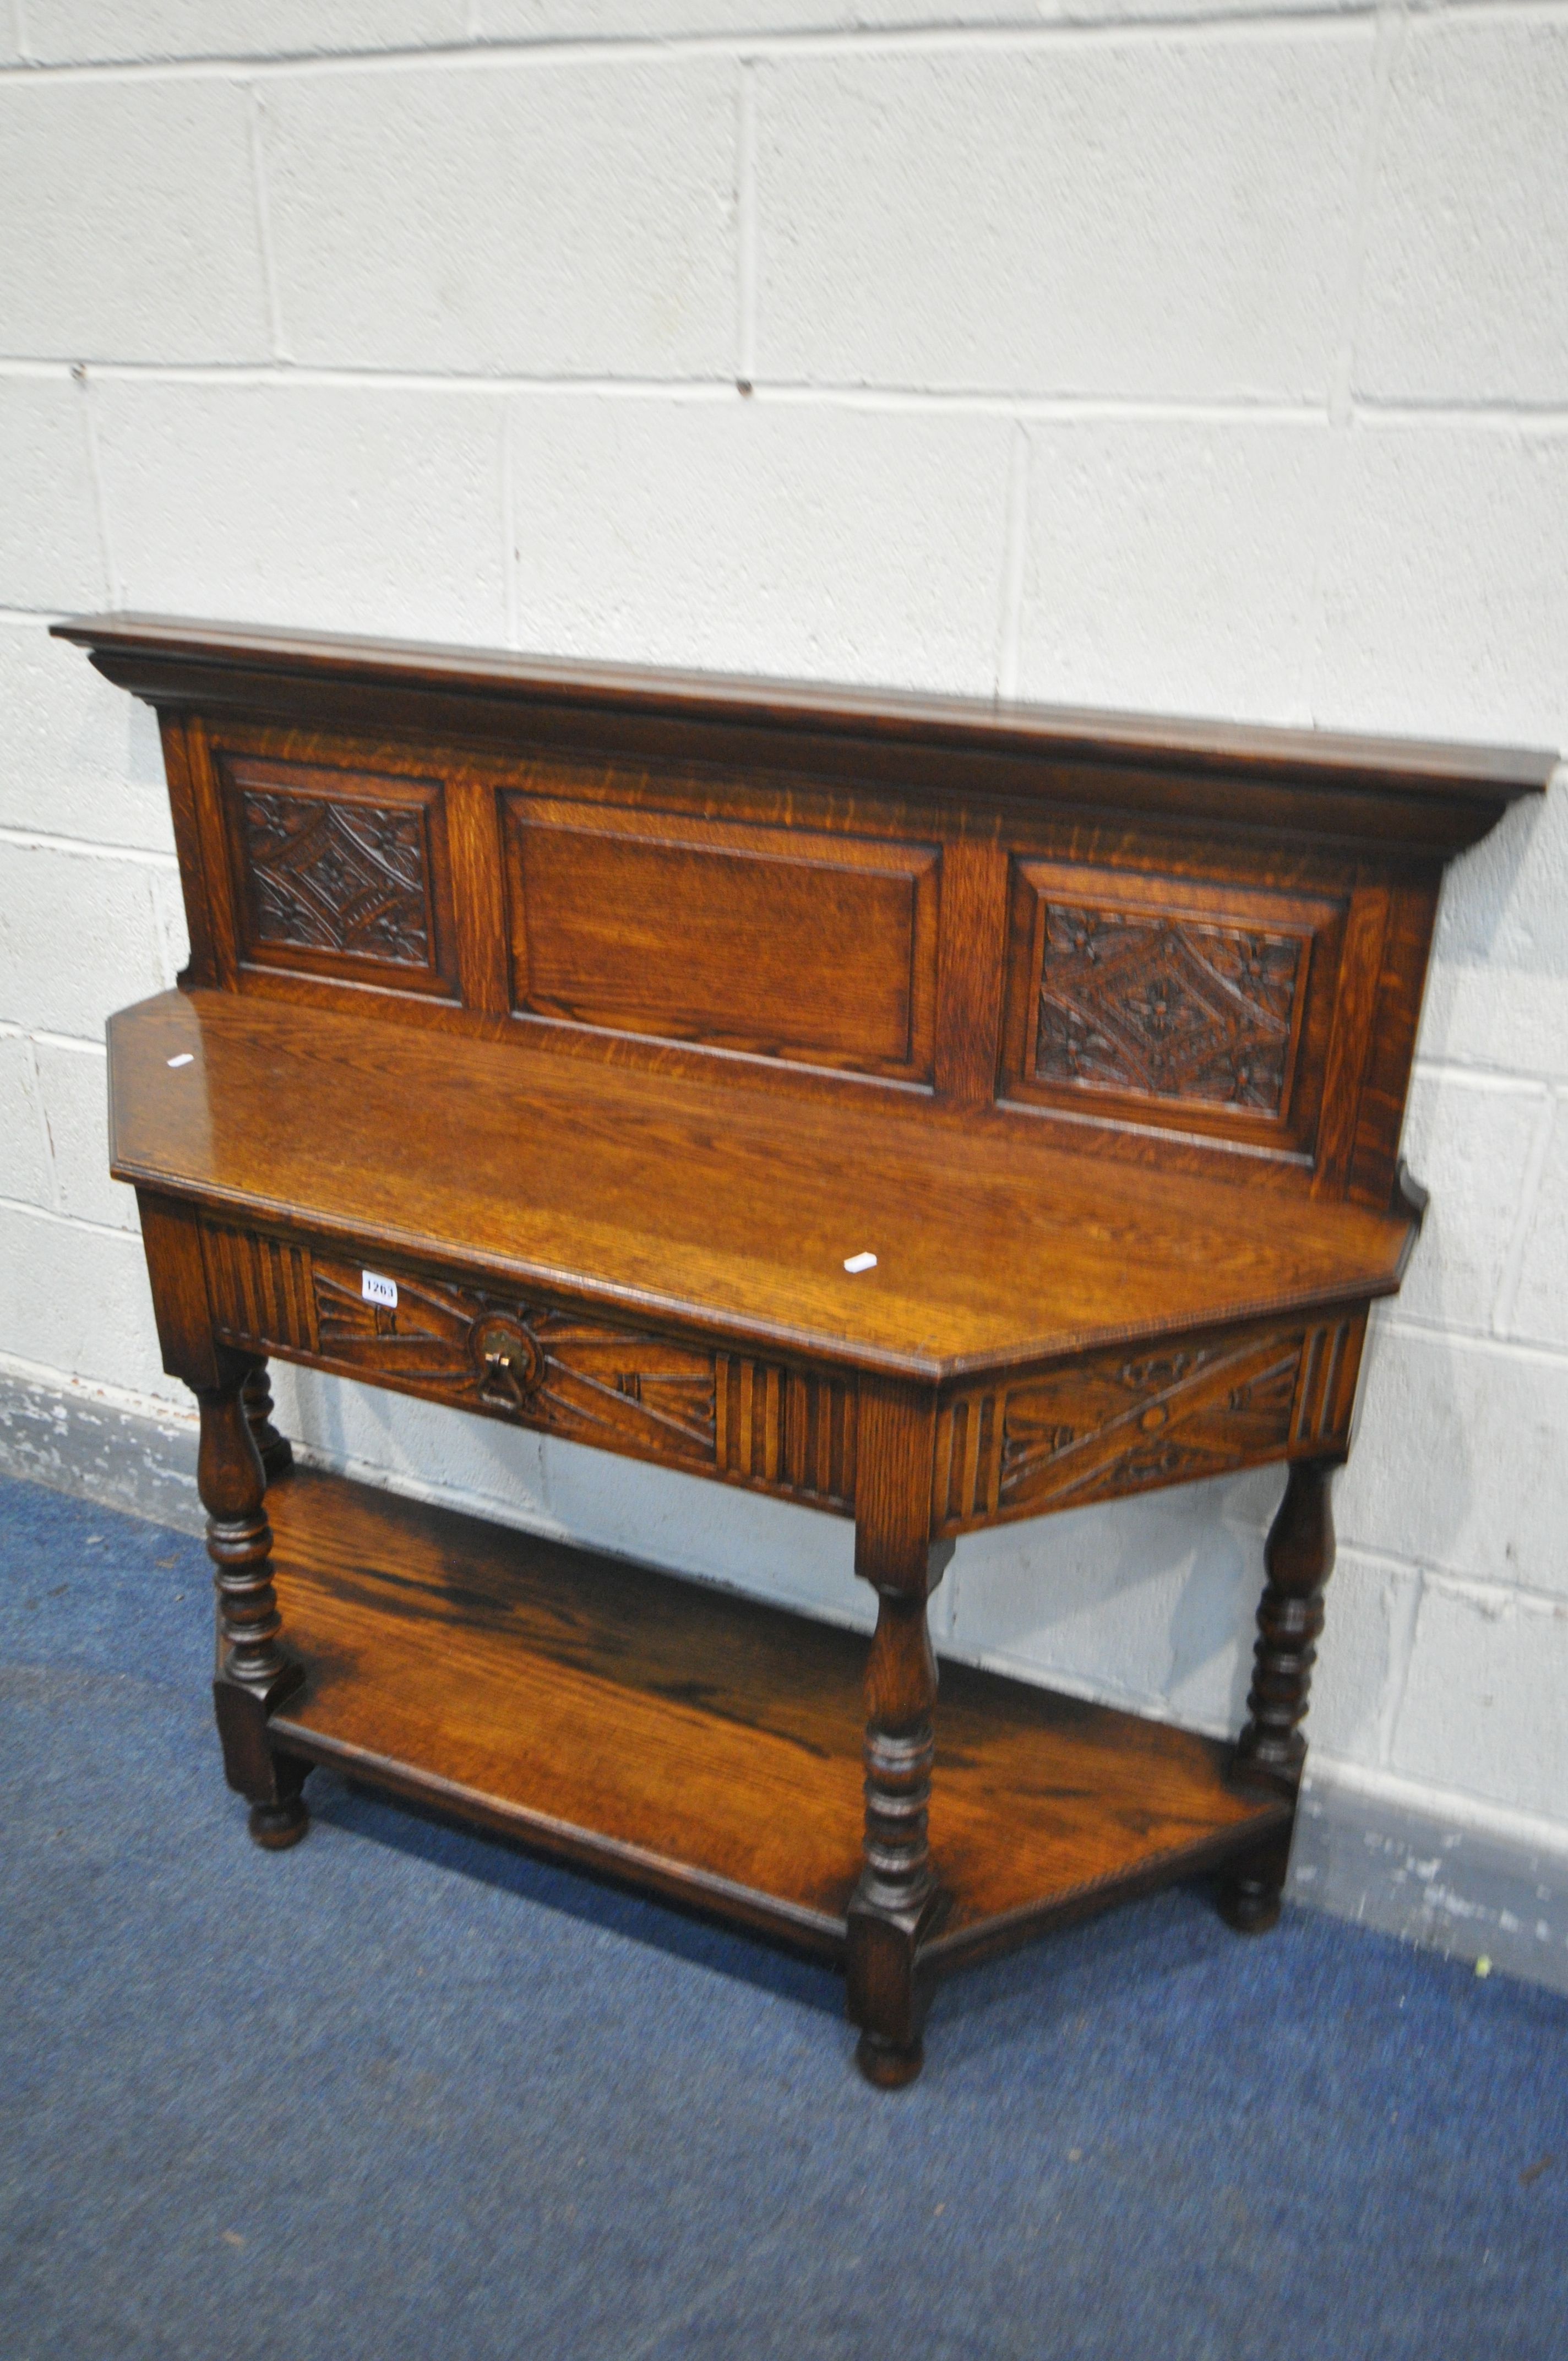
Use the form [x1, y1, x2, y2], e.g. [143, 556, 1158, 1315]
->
[2, 1471, 1565, 2361]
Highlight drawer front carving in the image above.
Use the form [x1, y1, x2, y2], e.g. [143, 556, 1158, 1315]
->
[1000, 859, 1344, 1157]
[200, 1223, 856, 1514]
[504, 793, 940, 1084]
[219, 753, 459, 1000]
[933, 1315, 1364, 1536]
[311, 1255, 719, 1466]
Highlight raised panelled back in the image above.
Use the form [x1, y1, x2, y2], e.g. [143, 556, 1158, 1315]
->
[175, 710, 1440, 1211]
[502, 790, 941, 1083]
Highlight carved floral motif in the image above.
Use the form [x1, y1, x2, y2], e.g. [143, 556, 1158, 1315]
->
[242, 790, 432, 966]
[1035, 905, 1304, 1114]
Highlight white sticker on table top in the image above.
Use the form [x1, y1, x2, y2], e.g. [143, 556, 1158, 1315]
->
[842, 1252, 878, 1275]
[361, 1270, 399, 1308]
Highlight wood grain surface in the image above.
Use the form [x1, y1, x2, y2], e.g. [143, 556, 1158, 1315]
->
[52, 610, 1555, 803]
[111, 987, 1413, 1381]
[264, 1467, 1285, 1963]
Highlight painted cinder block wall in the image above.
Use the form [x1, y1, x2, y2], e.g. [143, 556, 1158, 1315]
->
[3, 3, 1566, 1957]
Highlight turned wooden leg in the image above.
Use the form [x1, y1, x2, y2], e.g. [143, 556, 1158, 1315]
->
[241, 1358, 293, 1480]
[847, 1560, 952, 2087]
[846, 1378, 952, 2088]
[198, 1358, 309, 1850]
[1220, 1456, 1337, 1934]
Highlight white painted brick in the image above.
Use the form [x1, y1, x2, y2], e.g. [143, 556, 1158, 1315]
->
[1510, 1098, 1568, 1353]
[1337, 1325, 1568, 1602]
[1052, 0, 1370, 14]
[755, 34, 1373, 398]
[1426, 780, 1568, 995]
[1418, 965, 1568, 1092]
[1389, 1581, 1568, 1827]
[151, 864, 190, 991]
[0, 621, 172, 853]
[0, 1200, 176, 1401]
[1304, 1545, 1411, 1772]
[0, 81, 269, 365]
[0, 843, 171, 1041]
[1015, 421, 1331, 719]
[21, 2, 465, 63]
[542, 1433, 863, 1626]
[1413, 775, 1568, 1083]
[92, 382, 509, 645]
[474, 0, 1372, 27]
[262, 58, 735, 377]
[944, 1470, 1280, 1738]
[1313, 426, 1568, 749]
[1357, 20, 1568, 405]
[0, 377, 106, 612]
[277, 1366, 551, 1522]
[474, 1, 1050, 31]
[0, 1032, 51, 1208]
[1396, 1072, 1543, 1334]
[1417, 798, 1567, 1081]
[510, 395, 1010, 690]
[31, 1037, 136, 1232]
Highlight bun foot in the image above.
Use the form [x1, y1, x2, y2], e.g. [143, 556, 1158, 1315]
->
[856, 2032, 924, 2089]
[1217, 1873, 1282, 1935]
[248, 1796, 309, 1850]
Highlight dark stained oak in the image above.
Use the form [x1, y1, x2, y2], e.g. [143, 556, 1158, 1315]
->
[63, 613, 1551, 2086]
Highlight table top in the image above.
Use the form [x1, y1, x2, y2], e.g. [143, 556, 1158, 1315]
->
[110, 989, 1414, 1382]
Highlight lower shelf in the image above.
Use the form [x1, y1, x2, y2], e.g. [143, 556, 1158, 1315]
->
[265, 1466, 1287, 1974]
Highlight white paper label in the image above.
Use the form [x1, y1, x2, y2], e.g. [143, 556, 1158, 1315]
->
[842, 1252, 878, 1275]
[166, 1053, 194, 1069]
[361, 1270, 399, 1308]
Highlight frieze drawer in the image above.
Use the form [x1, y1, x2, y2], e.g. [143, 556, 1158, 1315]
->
[199, 1222, 857, 1515]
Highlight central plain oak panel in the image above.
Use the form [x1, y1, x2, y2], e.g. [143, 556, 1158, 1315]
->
[503, 795, 940, 1082]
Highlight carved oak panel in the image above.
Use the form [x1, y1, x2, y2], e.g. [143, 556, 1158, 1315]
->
[933, 1315, 1364, 1536]
[200, 1223, 857, 1514]
[1035, 906, 1302, 1113]
[243, 792, 430, 964]
[218, 752, 459, 1000]
[1000, 859, 1346, 1161]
